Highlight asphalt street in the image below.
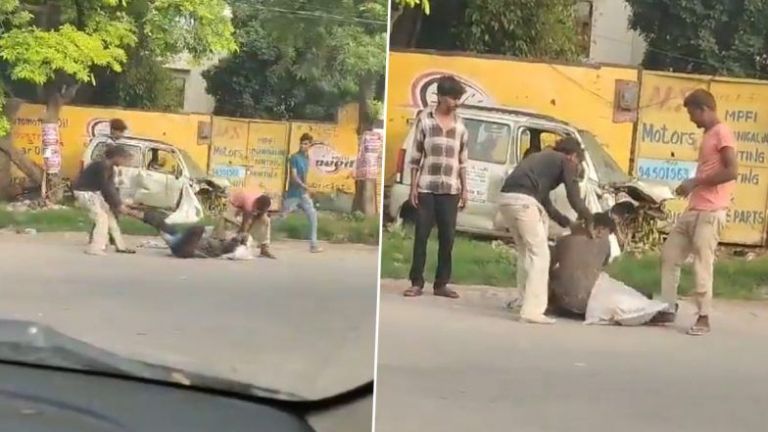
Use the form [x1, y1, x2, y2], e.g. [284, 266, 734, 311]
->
[375, 279, 768, 432]
[0, 232, 379, 401]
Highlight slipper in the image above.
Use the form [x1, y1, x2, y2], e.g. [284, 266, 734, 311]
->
[687, 325, 710, 336]
[433, 287, 460, 299]
[403, 287, 423, 297]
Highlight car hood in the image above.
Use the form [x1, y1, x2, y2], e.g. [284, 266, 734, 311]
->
[579, 130, 674, 204]
[0, 319, 371, 403]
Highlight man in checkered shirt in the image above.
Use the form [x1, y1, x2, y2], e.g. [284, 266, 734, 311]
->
[404, 75, 469, 299]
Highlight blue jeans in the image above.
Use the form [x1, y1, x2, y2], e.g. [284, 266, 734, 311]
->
[282, 194, 318, 247]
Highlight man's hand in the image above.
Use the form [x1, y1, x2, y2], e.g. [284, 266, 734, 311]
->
[409, 187, 419, 208]
[459, 190, 468, 210]
[675, 178, 697, 197]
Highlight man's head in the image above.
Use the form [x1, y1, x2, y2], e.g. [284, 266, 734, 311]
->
[110, 118, 128, 139]
[592, 211, 617, 239]
[299, 133, 313, 154]
[253, 194, 272, 213]
[435, 75, 465, 114]
[683, 89, 718, 129]
[553, 137, 584, 164]
[104, 144, 133, 167]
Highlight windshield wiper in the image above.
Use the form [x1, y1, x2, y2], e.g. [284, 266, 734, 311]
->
[0, 319, 304, 402]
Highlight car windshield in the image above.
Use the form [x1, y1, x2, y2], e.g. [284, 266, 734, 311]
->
[178, 148, 207, 179]
[578, 129, 632, 185]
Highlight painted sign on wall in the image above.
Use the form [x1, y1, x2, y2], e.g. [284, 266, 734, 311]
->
[635, 71, 768, 245]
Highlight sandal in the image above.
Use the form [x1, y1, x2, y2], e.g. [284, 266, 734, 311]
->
[433, 287, 460, 299]
[116, 249, 137, 254]
[687, 324, 710, 336]
[403, 287, 423, 297]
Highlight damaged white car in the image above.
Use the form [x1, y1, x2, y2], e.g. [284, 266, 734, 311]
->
[81, 135, 230, 224]
[387, 105, 674, 260]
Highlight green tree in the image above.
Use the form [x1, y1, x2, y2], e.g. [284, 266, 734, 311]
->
[391, 0, 429, 25]
[626, 0, 768, 77]
[460, 0, 582, 60]
[203, 1, 354, 121]
[0, 0, 236, 200]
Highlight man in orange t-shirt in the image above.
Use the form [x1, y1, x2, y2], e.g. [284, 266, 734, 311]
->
[214, 187, 276, 259]
[654, 89, 738, 335]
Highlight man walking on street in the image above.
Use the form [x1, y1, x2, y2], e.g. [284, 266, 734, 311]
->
[499, 137, 593, 324]
[654, 89, 737, 336]
[403, 75, 468, 299]
[281, 133, 322, 253]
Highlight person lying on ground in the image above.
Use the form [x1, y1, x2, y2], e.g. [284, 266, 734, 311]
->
[139, 209, 245, 259]
[73, 144, 141, 256]
[547, 212, 615, 318]
[213, 187, 276, 259]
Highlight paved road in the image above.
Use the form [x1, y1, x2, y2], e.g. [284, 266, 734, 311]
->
[0, 232, 379, 401]
[375, 279, 768, 432]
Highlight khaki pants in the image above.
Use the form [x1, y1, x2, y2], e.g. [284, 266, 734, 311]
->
[74, 191, 127, 253]
[214, 203, 271, 246]
[661, 209, 726, 316]
[499, 193, 550, 318]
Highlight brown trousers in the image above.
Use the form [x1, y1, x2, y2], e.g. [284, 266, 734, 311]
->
[660, 209, 726, 316]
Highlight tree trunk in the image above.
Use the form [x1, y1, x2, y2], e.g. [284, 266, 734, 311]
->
[353, 75, 378, 215]
[0, 98, 43, 197]
[40, 81, 78, 203]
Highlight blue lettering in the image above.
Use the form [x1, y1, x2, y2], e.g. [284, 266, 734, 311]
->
[727, 209, 766, 226]
[637, 164, 692, 182]
[738, 148, 767, 164]
[725, 110, 759, 123]
[738, 168, 760, 185]
[640, 123, 697, 146]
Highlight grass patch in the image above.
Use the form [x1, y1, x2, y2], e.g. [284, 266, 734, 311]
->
[381, 229, 768, 300]
[381, 228, 516, 286]
[0, 206, 380, 246]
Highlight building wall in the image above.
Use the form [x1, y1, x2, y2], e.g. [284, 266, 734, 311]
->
[588, 0, 646, 66]
[384, 50, 639, 183]
[165, 55, 221, 114]
[9, 103, 369, 208]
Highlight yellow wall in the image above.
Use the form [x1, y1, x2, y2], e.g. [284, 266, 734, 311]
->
[634, 71, 768, 245]
[384, 51, 638, 183]
[287, 103, 361, 195]
[9, 103, 374, 209]
[10, 104, 210, 186]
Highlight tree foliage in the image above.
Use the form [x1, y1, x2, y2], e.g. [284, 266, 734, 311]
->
[459, 0, 582, 60]
[0, 0, 237, 135]
[204, 0, 387, 125]
[626, 0, 768, 78]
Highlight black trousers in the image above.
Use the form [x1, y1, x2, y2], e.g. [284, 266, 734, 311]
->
[409, 193, 460, 289]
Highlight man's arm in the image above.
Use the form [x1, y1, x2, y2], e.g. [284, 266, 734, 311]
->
[562, 159, 593, 223]
[239, 212, 254, 234]
[696, 147, 738, 187]
[409, 117, 426, 206]
[541, 194, 571, 228]
[100, 166, 124, 215]
[458, 127, 469, 208]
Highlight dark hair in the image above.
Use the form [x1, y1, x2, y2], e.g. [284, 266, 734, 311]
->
[436, 75, 465, 100]
[254, 195, 272, 212]
[110, 118, 128, 132]
[104, 144, 132, 160]
[683, 89, 716, 111]
[300, 133, 313, 143]
[593, 212, 617, 233]
[553, 137, 583, 158]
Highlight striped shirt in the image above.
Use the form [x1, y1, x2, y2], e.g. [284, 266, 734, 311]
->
[409, 108, 469, 195]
